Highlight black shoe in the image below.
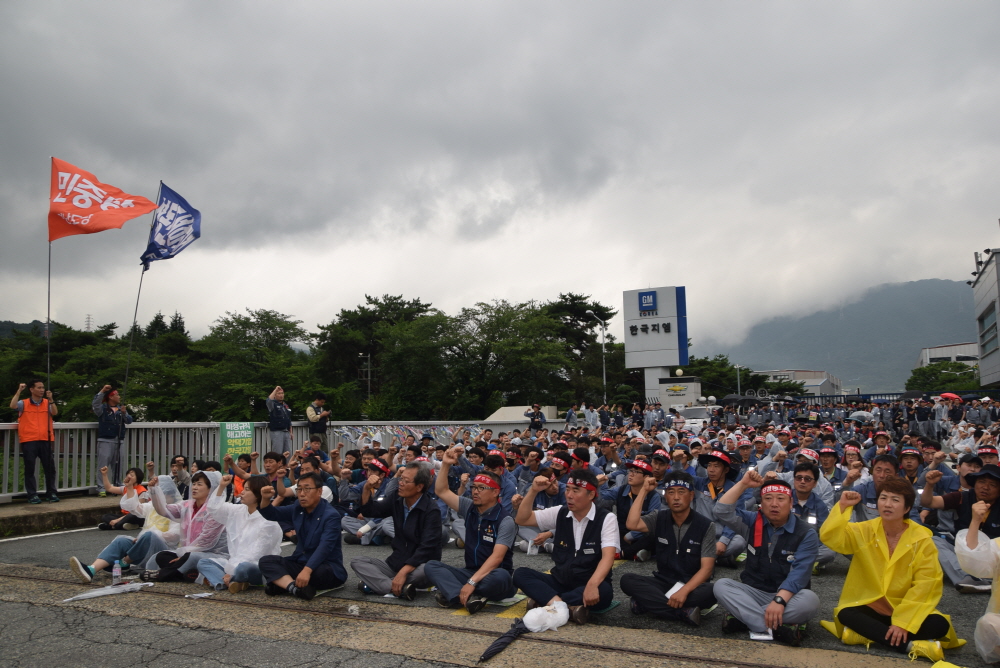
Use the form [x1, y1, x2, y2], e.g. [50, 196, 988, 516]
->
[680, 607, 701, 626]
[358, 581, 374, 594]
[343, 533, 361, 545]
[98, 523, 112, 530]
[629, 597, 644, 615]
[568, 605, 590, 625]
[465, 595, 488, 614]
[525, 597, 538, 612]
[292, 585, 316, 601]
[400, 583, 416, 601]
[265, 582, 283, 596]
[773, 624, 803, 647]
[48, 495, 60, 503]
[435, 591, 453, 608]
[721, 614, 749, 634]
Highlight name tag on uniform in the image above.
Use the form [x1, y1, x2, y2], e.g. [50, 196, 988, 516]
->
[483, 536, 494, 542]
[865, 502, 876, 509]
[807, 516, 817, 524]
[747, 545, 756, 555]
[583, 548, 595, 554]
[658, 537, 670, 544]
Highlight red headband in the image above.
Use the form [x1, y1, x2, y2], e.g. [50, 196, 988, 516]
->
[566, 476, 596, 492]
[571, 451, 588, 463]
[627, 459, 653, 474]
[761, 484, 792, 497]
[488, 450, 504, 457]
[370, 459, 390, 475]
[473, 474, 500, 490]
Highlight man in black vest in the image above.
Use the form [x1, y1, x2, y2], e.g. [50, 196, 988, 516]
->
[265, 386, 293, 453]
[713, 470, 820, 646]
[425, 447, 517, 613]
[921, 464, 1000, 593]
[620, 471, 717, 625]
[350, 462, 442, 600]
[513, 470, 618, 625]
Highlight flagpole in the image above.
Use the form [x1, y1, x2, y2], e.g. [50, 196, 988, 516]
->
[121, 181, 161, 406]
[46, 241, 51, 388]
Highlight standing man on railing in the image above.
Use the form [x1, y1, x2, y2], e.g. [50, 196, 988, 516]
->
[10, 380, 60, 504]
[93, 385, 132, 496]
[306, 392, 331, 452]
[266, 386, 293, 453]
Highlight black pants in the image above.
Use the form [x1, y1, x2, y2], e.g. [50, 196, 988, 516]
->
[837, 605, 950, 652]
[258, 555, 346, 590]
[620, 573, 716, 618]
[620, 532, 655, 560]
[101, 513, 145, 528]
[21, 440, 57, 498]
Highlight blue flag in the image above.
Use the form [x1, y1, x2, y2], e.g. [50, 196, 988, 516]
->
[140, 182, 201, 270]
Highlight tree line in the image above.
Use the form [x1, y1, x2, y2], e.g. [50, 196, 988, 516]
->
[0, 293, 805, 423]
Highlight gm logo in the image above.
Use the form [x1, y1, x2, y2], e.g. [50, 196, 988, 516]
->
[639, 291, 657, 312]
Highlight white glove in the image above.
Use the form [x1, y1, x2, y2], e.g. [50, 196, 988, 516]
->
[523, 600, 570, 632]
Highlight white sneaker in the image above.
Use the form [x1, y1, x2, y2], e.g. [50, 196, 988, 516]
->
[516, 540, 529, 553]
[635, 549, 651, 562]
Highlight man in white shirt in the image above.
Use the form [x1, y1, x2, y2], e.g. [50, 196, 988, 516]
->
[512, 469, 619, 625]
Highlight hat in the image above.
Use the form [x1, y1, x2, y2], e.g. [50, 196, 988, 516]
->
[796, 448, 819, 463]
[898, 446, 922, 460]
[697, 450, 732, 469]
[753, 435, 766, 443]
[779, 429, 791, 436]
[737, 439, 752, 448]
[978, 446, 999, 457]
[421, 433, 433, 441]
[873, 431, 890, 440]
[637, 444, 654, 456]
[511, 437, 522, 446]
[626, 459, 654, 474]
[651, 451, 670, 463]
[959, 453, 984, 467]
[818, 447, 838, 456]
[672, 443, 691, 454]
[965, 464, 1000, 487]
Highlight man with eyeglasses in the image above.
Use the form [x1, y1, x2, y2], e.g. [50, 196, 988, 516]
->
[425, 446, 517, 613]
[351, 462, 442, 600]
[784, 462, 835, 573]
[257, 472, 347, 600]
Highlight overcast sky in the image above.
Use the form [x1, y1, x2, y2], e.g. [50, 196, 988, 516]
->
[2, 1, 999, 350]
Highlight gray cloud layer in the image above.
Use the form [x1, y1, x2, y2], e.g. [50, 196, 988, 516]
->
[1, 1, 998, 346]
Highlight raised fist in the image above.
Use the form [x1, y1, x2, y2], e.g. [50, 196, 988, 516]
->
[250, 452, 260, 461]
[532, 475, 550, 492]
[100, 466, 108, 474]
[973, 500, 992, 524]
[840, 490, 862, 507]
[221, 474, 233, 486]
[260, 486, 275, 501]
[924, 470, 943, 486]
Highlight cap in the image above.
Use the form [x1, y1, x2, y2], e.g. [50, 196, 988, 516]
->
[959, 453, 984, 467]
[421, 433, 433, 441]
[697, 450, 733, 469]
[797, 448, 819, 462]
[571, 447, 590, 464]
[738, 439, 752, 448]
[978, 446, 999, 457]
[637, 444, 654, 456]
[818, 447, 838, 456]
[898, 446, 922, 459]
[651, 451, 669, 463]
[510, 437, 522, 446]
[626, 459, 654, 474]
[874, 431, 890, 440]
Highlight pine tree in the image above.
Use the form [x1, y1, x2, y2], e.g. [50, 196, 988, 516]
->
[168, 311, 188, 336]
[145, 312, 169, 339]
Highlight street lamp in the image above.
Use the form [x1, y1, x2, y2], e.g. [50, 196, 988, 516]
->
[585, 310, 607, 404]
[734, 364, 745, 395]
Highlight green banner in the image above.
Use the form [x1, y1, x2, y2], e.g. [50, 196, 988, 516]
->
[219, 422, 254, 462]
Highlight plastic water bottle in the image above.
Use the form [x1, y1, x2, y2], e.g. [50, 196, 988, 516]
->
[112, 562, 121, 585]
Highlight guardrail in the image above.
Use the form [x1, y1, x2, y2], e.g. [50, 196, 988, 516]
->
[0, 419, 557, 503]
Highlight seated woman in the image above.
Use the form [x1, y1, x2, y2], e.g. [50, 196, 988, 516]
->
[197, 474, 282, 593]
[97, 466, 147, 530]
[954, 469, 1000, 663]
[69, 475, 180, 582]
[819, 477, 964, 662]
[142, 469, 229, 582]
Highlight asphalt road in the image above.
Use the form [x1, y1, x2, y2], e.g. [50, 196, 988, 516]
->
[0, 525, 990, 666]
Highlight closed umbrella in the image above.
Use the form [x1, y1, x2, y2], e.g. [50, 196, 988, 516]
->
[478, 619, 529, 663]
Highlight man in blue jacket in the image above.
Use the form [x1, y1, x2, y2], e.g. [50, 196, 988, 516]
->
[258, 472, 347, 600]
[92, 385, 132, 495]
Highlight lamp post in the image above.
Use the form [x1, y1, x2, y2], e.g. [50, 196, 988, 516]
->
[585, 310, 607, 405]
[734, 364, 744, 396]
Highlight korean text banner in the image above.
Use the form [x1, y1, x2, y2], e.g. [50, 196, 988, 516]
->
[48, 157, 156, 242]
[140, 182, 201, 270]
[219, 422, 254, 462]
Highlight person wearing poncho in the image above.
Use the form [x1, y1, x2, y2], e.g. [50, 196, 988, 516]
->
[819, 476, 964, 662]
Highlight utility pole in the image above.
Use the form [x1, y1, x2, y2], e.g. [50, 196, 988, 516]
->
[585, 310, 607, 405]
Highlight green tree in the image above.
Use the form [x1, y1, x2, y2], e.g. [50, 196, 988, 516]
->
[905, 361, 980, 392]
[145, 312, 169, 339]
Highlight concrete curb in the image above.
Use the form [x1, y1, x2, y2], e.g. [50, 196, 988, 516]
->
[0, 497, 121, 537]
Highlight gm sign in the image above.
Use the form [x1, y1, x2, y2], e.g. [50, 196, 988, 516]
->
[639, 291, 657, 312]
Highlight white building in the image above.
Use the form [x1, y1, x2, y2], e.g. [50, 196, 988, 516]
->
[971, 249, 1000, 387]
[914, 343, 979, 369]
[753, 369, 843, 396]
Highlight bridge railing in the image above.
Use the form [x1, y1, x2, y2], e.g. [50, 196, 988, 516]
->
[0, 419, 553, 503]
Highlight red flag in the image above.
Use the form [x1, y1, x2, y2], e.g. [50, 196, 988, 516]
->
[47, 157, 156, 242]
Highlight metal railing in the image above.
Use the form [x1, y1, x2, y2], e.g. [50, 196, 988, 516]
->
[0, 419, 557, 503]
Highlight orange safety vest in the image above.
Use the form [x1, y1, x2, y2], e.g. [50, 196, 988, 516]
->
[18, 398, 54, 442]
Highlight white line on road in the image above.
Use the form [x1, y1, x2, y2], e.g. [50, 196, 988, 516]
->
[0, 527, 98, 543]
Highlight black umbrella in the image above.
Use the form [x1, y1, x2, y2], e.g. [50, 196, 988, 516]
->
[961, 394, 982, 402]
[871, 398, 889, 404]
[899, 390, 924, 400]
[738, 397, 760, 407]
[479, 618, 529, 663]
[720, 394, 743, 406]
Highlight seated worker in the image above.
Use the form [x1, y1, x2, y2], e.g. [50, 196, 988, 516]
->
[341, 457, 395, 545]
[921, 465, 1000, 594]
[842, 455, 900, 522]
[513, 470, 619, 625]
[97, 466, 147, 530]
[765, 463, 835, 573]
[820, 479, 964, 662]
[817, 447, 847, 488]
[917, 454, 982, 536]
[198, 474, 282, 592]
[511, 468, 565, 553]
[69, 474, 180, 582]
[257, 472, 347, 600]
[691, 450, 747, 566]
[620, 472, 717, 626]
[713, 470, 820, 647]
[142, 470, 229, 582]
[514, 446, 545, 495]
[351, 462, 442, 600]
[765, 448, 835, 509]
[599, 458, 661, 560]
[955, 491, 1000, 663]
[570, 446, 604, 476]
[425, 447, 517, 613]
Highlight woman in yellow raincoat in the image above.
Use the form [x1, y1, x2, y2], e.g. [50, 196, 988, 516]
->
[819, 475, 964, 661]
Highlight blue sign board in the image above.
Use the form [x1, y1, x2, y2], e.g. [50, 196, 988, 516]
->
[638, 290, 657, 312]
